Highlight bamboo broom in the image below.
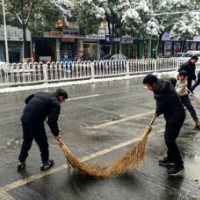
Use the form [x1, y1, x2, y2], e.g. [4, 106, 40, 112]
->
[58, 139, 109, 177]
[107, 116, 156, 176]
[187, 88, 200, 105]
[58, 116, 156, 177]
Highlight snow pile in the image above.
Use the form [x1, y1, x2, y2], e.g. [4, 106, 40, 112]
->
[0, 75, 147, 93]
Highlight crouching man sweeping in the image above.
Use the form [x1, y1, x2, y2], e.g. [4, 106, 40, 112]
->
[17, 88, 68, 171]
[158, 70, 200, 129]
[143, 74, 185, 176]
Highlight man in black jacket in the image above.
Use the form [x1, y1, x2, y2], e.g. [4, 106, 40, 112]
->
[17, 88, 68, 171]
[178, 55, 198, 91]
[143, 74, 185, 176]
[191, 70, 200, 93]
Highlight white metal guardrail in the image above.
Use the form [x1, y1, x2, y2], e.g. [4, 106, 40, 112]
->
[0, 58, 183, 87]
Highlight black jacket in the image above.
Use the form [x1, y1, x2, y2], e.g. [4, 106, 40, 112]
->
[21, 92, 61, 136]
[154, 79, 185, 123]
[178, 60, 196, 80]
[197, 71, 200, 79]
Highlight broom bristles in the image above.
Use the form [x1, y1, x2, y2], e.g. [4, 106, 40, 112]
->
[58, 125, 152, 177]
[59, 141, 109, 177]
[107, 128, 149, 176]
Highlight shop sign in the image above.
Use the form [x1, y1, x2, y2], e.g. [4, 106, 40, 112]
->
[162, 32, 200, 41]
[0, 27, 31, 41]
[192, 36, 200, 41]
[62, 38, 75, 42]
[63, 28, 86, 39]
[122, 35, 133, 44]
[44, 31, 62, 38]
[86, 34, 105, 40]
[162, 32, 178, 41]
[86, 28, 106, 40]
[105, 35, 120, 44]
[57, 17, 66, 27]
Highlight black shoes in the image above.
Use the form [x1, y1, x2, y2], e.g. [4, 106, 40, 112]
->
[195, 122, 200, 129]
[159, 157, 175, 166]
[168, 164, 185, 176]
[40, 159, 54, 171]
[17, 160, 26, 170]
[159, 157, 185, 176]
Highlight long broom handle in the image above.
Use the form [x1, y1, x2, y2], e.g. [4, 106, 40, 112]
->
[187, 88, 200, 103]
[148, 115, 157, 126]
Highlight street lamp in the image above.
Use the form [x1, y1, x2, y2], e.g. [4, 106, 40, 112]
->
[1, 0, 9, 63]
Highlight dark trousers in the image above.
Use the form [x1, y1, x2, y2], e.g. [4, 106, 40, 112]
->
[180, 95, 198, 122]
[164, 121, 184, 165]
[191, 79, 200, 92]
[18, 121, 49, 162]
[187, 78, 193, 91]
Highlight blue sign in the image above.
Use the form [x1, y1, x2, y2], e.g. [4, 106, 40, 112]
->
[105, 35, 120, 44]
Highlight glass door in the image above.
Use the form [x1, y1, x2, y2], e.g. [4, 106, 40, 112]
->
[83, 43, 98, 60]
[129, 44, 137, 59]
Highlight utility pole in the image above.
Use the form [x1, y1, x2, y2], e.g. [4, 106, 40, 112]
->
[1, 0, 9, 63]
[148, 0, 153, 59]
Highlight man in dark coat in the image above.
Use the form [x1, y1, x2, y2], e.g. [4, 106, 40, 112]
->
[191, 70, 200, 93]
[17, 88, 68, 171]
[143, 74, 185, 176]
[178, 55, 198, 91]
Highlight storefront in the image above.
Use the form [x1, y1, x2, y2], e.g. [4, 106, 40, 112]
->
[121, 36, 143, 59]
[0, 27, 31, 63]
[34, 29, 63, 62]
[158, 32, 200, 57]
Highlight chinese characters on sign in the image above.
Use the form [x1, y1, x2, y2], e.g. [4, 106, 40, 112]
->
[1, 30, 22, 37]
[122, 36, 133, 44]
[44, 31, 63, 37]
[105, 35, 120, 44]
[0, 27, 31, 41]
[86, 35, 105, 40]
[86, 28, 106, 40]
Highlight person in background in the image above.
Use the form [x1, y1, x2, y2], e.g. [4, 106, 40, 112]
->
[178, 55, 198, 91]
[158, 70, 200, 129]
[191, 70, 200, 93]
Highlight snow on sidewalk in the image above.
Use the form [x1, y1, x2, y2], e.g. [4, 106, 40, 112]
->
[0, 74, 150, 93]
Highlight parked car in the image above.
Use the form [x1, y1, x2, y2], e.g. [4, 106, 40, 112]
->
[179, 51, 200, 65]
[101, 54, 127, 60]
[160, 55, 172, 58]
[170, 52, 184, 58]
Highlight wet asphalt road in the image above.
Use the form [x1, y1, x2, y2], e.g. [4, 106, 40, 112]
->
[0, 78, 200, 200]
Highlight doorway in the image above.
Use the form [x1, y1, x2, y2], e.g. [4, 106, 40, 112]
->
[129, 44, 138, 59]
[83, 43, 98, 60]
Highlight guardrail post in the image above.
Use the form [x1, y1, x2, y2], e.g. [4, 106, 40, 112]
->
[43, 64, 48, 84]
[154, 59, 157, 72]
[91, 62, 95, 80]
[177, 59, 180, 70]
[126, 61, 129, 76]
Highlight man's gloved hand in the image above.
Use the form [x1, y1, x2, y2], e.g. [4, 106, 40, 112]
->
[55, 135, 61, 141]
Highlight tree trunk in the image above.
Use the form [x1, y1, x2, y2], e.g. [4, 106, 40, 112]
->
[21, 0, 27, 59]
[181, 40, 186, 52]
[119, 25, 122, 54]
[142, 36, 146, 59]
[22, 25, 27, 59]
[156, 32, 164, 58]
[108, 20, 114, 54]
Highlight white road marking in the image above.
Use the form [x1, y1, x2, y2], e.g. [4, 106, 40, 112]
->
[93, 110, 154, 128]
[68, 94, 100, 101]
[0, 188, 15, 200]
[0, 116, 195, 198]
